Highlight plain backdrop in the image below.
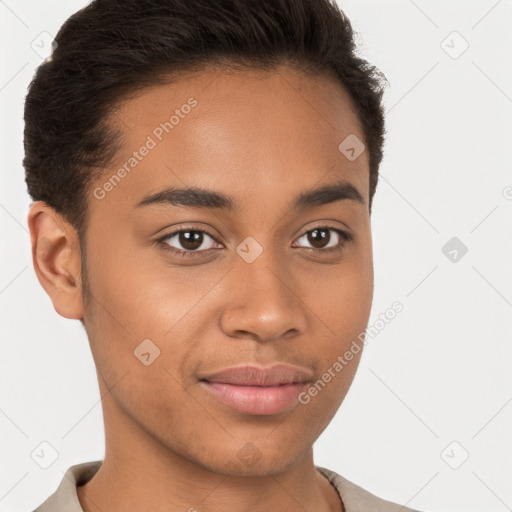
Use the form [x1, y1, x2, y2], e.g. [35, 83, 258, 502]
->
[1, 1, 511, 511]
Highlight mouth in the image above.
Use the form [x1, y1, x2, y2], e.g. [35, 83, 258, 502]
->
[198, 364, 313, 415]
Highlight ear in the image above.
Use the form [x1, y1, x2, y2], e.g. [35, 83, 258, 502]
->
[27, 201, 84, 319]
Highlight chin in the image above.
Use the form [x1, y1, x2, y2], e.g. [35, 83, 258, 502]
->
[190, 439, 308, 478]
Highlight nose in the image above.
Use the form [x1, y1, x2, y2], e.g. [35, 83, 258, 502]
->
[219, 247, 308, 343]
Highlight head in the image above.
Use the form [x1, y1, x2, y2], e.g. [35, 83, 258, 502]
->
[25, 0, 387, 476]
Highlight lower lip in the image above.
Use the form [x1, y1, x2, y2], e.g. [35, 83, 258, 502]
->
[200, 381, 308, 415]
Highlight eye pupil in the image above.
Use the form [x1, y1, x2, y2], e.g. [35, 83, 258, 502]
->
[308, 228, 330, 249]
[180, 230, 203, 250]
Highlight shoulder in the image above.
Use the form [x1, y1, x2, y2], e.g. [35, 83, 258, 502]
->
[32, 460, 102, 512]
[316, 465, 426, 512]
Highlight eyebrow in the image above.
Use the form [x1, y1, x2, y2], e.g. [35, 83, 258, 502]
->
[135, 180, 364, 212]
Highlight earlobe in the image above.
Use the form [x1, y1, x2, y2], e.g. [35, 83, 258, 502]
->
[27, 201, 85, 320]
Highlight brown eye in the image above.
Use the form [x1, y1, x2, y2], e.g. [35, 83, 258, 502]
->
[294, 226, 353, 253]
[158, 228, 219, 255]
[176, 230, 205, 251]
[305, 228, 331, 249]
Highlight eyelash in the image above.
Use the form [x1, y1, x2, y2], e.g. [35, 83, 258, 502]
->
[155, 225, 353, 258]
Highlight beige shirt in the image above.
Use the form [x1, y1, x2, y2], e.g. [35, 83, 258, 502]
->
[32, 460, 422, 512]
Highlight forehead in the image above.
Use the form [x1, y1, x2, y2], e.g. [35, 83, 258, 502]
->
[94, 65, 369, 215]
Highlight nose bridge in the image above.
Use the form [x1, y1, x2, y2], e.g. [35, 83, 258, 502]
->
[241, 242, 288, 300]
[221, 239, 306, 341]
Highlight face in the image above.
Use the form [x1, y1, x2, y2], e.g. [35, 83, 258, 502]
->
[78, 65, 373, 476]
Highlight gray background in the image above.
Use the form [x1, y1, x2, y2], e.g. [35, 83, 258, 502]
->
[1, 1, 511, 511]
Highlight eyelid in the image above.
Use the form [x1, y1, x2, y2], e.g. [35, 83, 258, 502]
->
[296, 222, 352, 240]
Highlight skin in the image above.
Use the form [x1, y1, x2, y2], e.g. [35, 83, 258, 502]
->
[28, 64, 374, 512]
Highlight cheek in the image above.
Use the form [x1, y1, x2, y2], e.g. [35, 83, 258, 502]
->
[83, 235, 173, 336]
[81, 239, 213, 386]
[302, 249, 373, 411]
[81, 248, 196, 426]
[308, 248, 374, 342]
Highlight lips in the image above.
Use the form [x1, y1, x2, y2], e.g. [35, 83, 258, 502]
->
[199, 364, 313, 386]
[198, 364, 313, 415]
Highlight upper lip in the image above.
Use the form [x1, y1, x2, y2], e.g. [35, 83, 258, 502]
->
[199, 364, 313, 386]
